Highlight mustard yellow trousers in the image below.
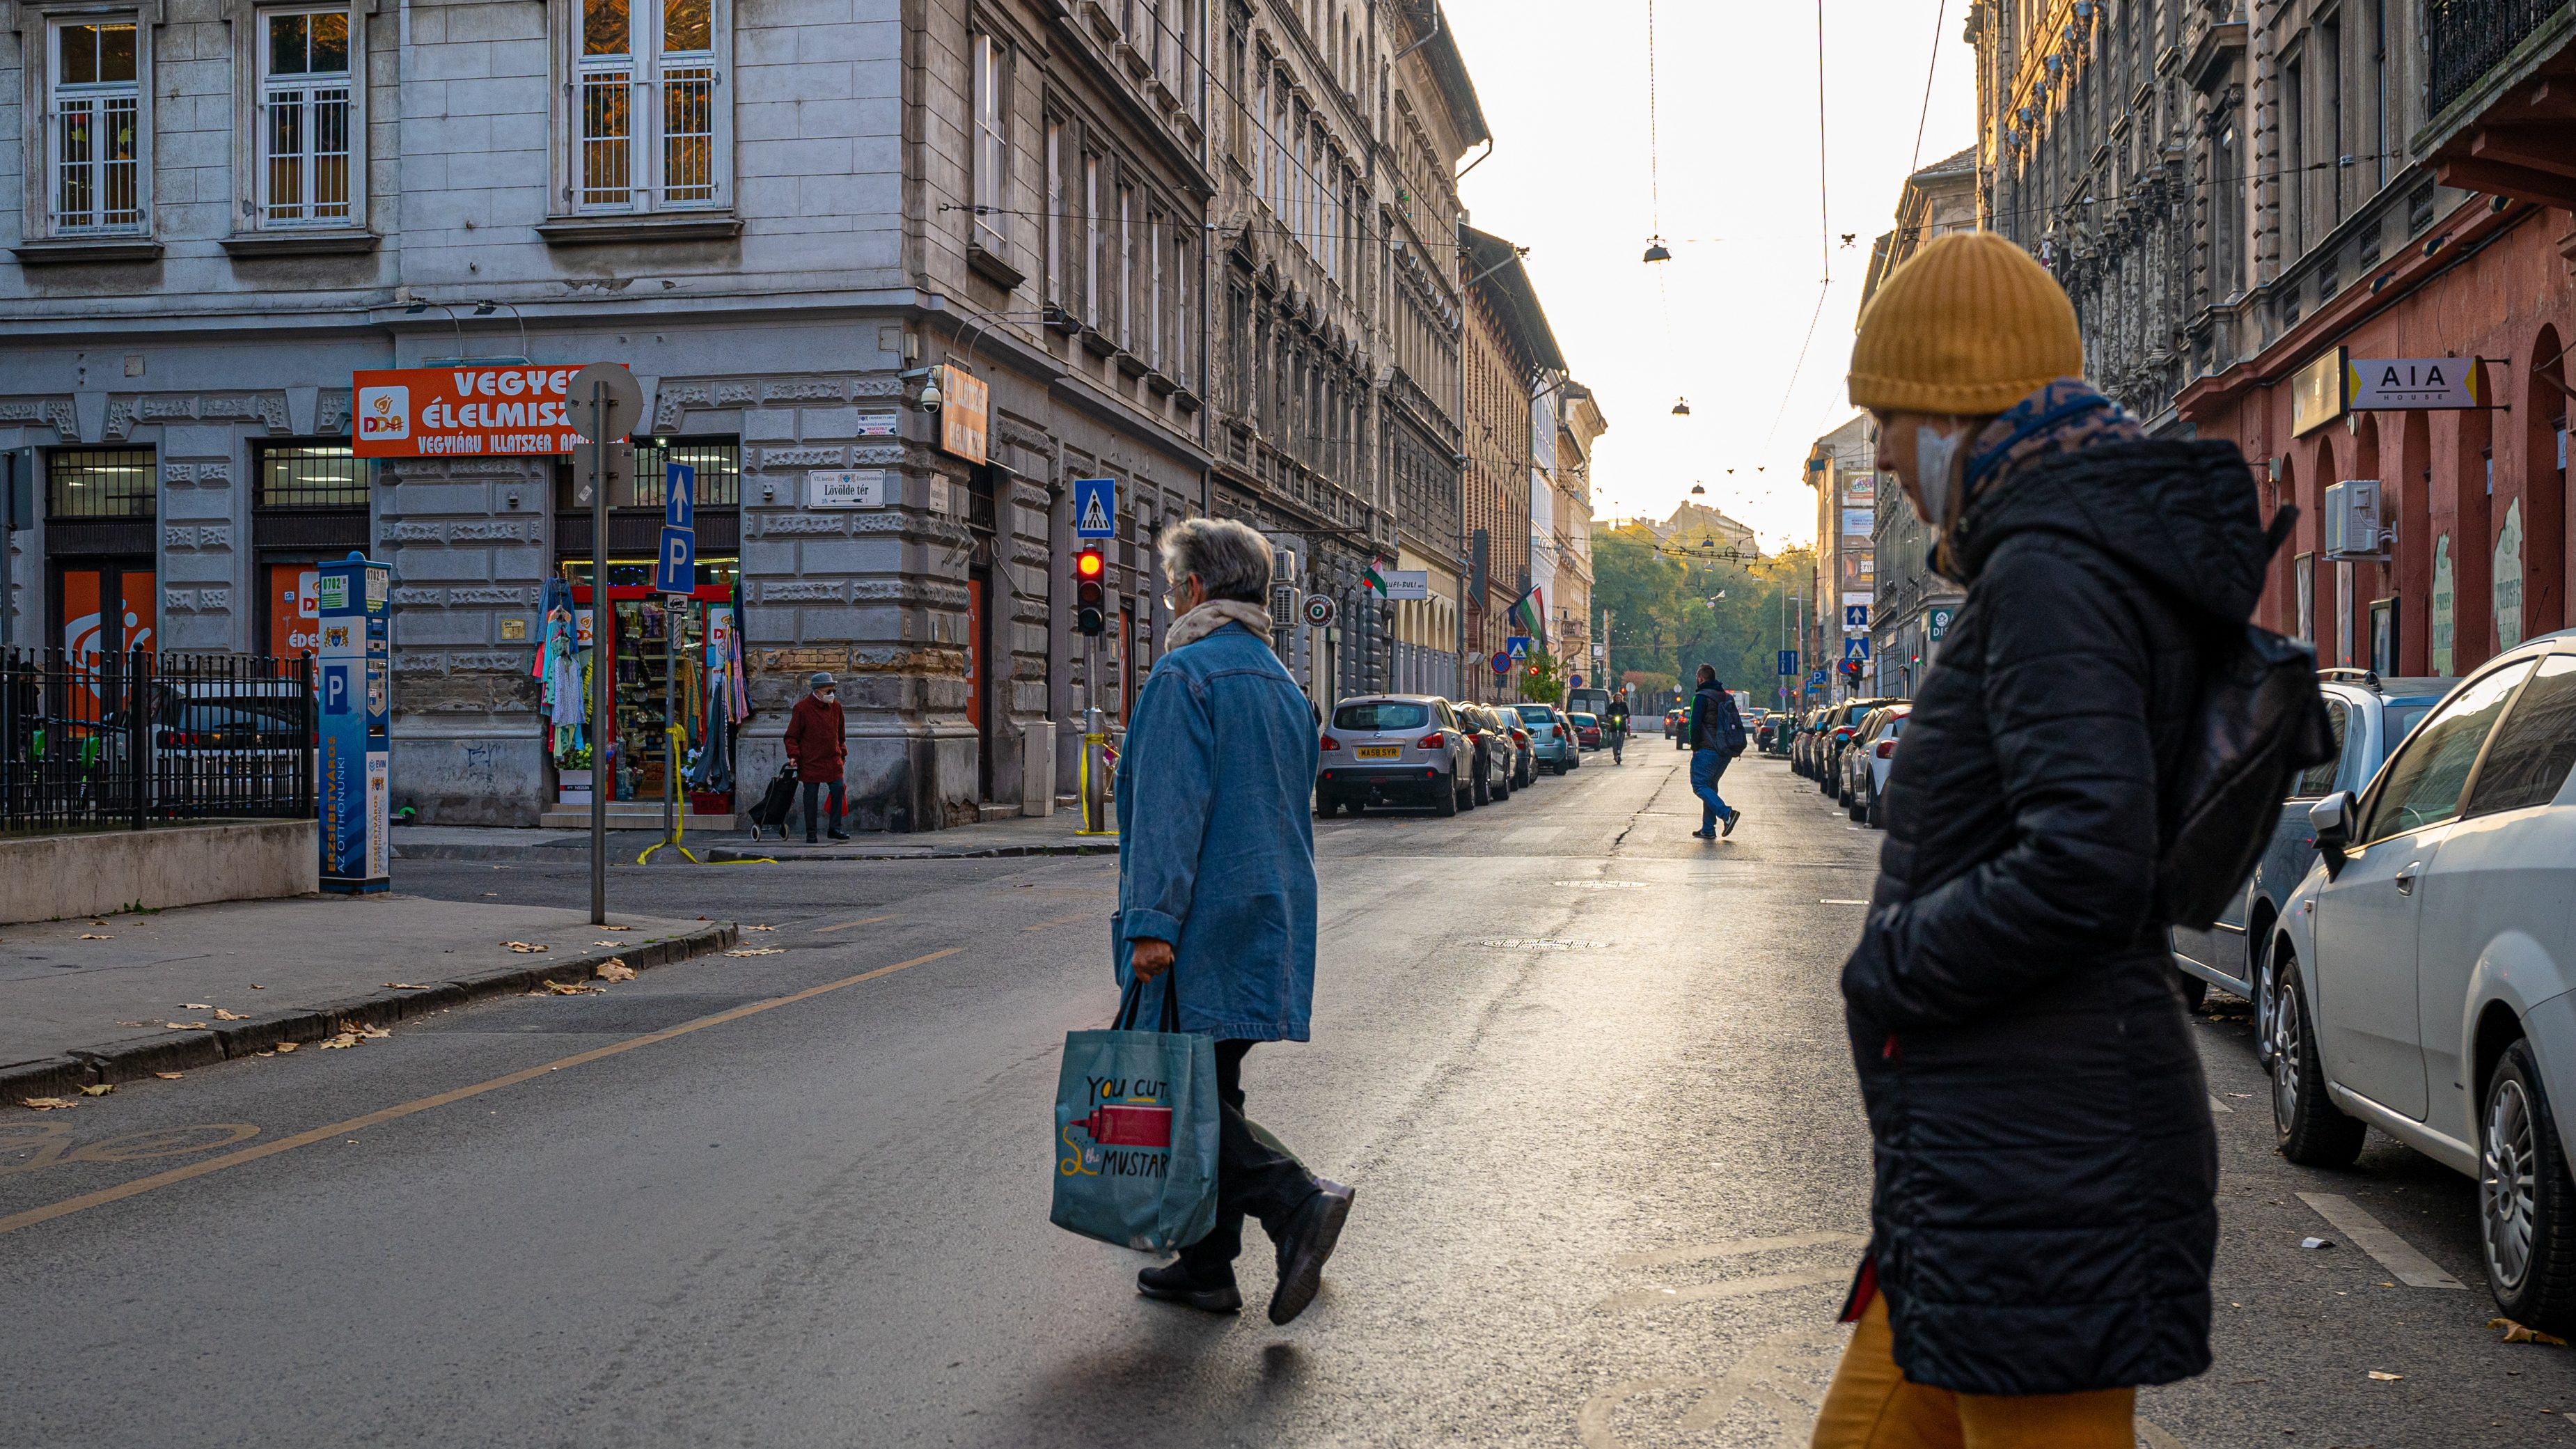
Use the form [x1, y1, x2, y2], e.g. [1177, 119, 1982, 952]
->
[1810, 1298, 2136, 1449]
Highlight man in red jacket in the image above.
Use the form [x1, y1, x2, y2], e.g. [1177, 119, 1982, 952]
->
[784, 672, 848, 843]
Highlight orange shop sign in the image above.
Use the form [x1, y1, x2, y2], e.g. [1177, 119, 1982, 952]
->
[352, 366, 625, 458]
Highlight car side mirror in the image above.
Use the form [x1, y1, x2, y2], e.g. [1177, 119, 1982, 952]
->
[2309, 791, 2355, 878]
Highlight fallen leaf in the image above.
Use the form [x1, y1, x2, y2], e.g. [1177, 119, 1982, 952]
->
[317, 1033, 359, 1049]
[19, 1097, 74, 1110]
[2368, 1370, 2404, 1381]
[164, 1021, 210, 1031]
[273, 1041, 298, 1053]
[538, 979, 601, 995]
[2491, 1317, 2572, 1346]
[78, 1083, 113, 1097]
[386, 982, 432, 990]
[86, 919, 106, 926]
[592, 941, 621, 947]
[503, 941, 549, 953]
[154, 1072, 184, 1080]
[250, 983, 265, 989]
[746, 924, 778, 932]
[78, 933, 113, 940]
[213, 1009, 249, 1021]
[594, 960, 636, 983]
[183, 1003, 214, 1010]
[725, 948, 786, 957]
[599, 925, 635, 932]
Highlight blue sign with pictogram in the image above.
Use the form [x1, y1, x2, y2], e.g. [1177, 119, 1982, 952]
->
[656, 462, 696, 594]
[1073, 476, 1117, 538]
[1777, 650, 1798, 675]
[664, 463, 695, 528]
[1845, 603, 1869, 629]
[1506, 635, 1531, 659]
[1491, 651, 1513, 675]
[1844, 636, 1871, 663]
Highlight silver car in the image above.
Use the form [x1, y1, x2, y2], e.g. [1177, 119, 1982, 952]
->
[1316, 695, 1474, 817]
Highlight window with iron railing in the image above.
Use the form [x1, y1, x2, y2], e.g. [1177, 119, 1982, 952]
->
[253, 443, 366, 509]
[47, 19, 143, 235]
[574, 0, 724, 213]
[258, 8, 356, 226]
[47, 448, 157, 519]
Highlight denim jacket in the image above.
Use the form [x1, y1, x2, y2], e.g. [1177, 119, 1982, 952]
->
[1112, 620, 1319, 1041]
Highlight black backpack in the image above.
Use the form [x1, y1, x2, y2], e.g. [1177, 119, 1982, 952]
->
[2153, 506, 2337, 929]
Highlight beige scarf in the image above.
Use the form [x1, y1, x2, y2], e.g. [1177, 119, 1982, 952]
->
[1163, 598, 1276, 651]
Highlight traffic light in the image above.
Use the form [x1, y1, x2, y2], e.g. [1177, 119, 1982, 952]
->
[1074, 547, 1106, 636]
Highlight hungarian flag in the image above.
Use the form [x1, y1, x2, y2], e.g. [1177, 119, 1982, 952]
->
[1361, 559, 1389, 594]
[1509, 588, 1544, 639]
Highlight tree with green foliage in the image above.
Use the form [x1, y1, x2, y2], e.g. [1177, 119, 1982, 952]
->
[1591, 523, 1816, 714]
[1521, 648, 1564, 703]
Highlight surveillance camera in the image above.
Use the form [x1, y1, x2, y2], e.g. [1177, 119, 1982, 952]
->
[1450, 453, 1469, 469]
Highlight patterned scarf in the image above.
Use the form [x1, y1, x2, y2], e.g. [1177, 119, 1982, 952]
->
[1163, 598, 1276, 651]
[1934, 377, 2144, 576]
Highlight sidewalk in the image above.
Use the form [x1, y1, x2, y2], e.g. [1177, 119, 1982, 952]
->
[0, 893, 735, 1103]
[388, 806, 1120, 863]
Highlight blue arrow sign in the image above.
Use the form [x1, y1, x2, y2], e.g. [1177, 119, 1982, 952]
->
[665, 463, 696, 528]
[1844, 602, 1868, 629]
[1073, 476, 1117, 538]
[1777, 650, 1798, 675]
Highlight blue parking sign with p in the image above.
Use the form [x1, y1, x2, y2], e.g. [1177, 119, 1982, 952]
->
[324, 664, 352, 714]
[656, 526, 696, 594]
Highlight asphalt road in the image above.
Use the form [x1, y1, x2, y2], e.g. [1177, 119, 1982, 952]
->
[5, 746, 2572, 1448]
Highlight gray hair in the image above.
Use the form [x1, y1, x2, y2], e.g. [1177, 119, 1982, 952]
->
[1158, 517, 1273, 604]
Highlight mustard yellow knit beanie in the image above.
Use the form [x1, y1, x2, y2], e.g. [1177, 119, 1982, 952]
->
[1847, 232, 2083, 416]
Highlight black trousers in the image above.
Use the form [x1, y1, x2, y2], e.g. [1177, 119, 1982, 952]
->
[800, 780, 845, 836]
[1177, 1040, 1319, 1279]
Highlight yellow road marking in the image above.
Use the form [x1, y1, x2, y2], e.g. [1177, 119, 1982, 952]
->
[0, 946, 961, 1237]
[810, 914, 893, 934]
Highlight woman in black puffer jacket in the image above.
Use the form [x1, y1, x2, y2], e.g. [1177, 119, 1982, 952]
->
[1811, 234, 2266, 1448]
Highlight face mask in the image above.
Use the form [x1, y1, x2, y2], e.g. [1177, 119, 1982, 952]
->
[1913, 423, 1965, 528]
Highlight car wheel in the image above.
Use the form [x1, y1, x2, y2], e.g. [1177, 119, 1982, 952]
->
[2252, 939, 2279, 1070]
[1315, 797, 1337, 818]
[1346, 800, 1365, 816]
[2174, 968, 2208, 1012]
[1846, 788, 1865, 822]
[1472, 769, 1491, 806]
[1493, 772, 1510, 801]
[1433, 778, 1459, 817]
[2483, 1038, 2576, 1334]
[2272, 953, 2367, 1168]
[1866, 788, 1885, 829]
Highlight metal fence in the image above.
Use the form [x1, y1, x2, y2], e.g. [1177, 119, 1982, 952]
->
[2427, 0, 2568, 118]
[1, 648, 316, 834]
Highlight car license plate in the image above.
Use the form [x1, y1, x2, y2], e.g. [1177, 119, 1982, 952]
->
[1355, 746, 1399, 760]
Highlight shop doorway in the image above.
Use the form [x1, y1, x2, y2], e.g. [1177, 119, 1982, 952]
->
[52, 563, 155, 659]
[560, 566, 741, 811]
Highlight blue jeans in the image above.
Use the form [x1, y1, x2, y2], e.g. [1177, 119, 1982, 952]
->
[1690, 749, 1732, 832]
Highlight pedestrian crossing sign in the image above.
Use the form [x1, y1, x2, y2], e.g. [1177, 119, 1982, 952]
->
[1844, 636, 1871, 663]
[1073, 477, 1117, 538]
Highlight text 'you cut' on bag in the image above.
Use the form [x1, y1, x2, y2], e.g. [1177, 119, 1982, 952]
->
[1051, 976, 1219, 1253]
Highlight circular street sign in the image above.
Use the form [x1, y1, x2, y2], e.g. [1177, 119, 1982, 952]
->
[566, 362, 646, 441]
[1303, 593, 1337, 628]
[1491, 651, 1512, 675]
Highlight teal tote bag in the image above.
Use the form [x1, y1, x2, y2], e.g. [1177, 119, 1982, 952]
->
[1051, 975, 1220, 1252]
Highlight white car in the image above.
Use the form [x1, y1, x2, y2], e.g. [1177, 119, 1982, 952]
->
[2269, 630, 2576, 1333]
[1843, 703, 1910, 827]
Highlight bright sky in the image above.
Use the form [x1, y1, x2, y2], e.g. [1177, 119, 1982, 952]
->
[1446, 0, 1977, 551]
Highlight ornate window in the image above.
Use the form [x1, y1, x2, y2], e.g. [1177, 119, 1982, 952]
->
[45, 18, 143, 235]
[571, 0, 725, 213]
[257, 8, 356, 226]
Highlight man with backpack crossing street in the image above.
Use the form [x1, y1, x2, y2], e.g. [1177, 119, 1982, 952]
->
[1686, 666, 1745, 839]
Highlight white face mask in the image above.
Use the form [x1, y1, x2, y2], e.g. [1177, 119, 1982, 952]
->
[1913, 423, 1966, 528]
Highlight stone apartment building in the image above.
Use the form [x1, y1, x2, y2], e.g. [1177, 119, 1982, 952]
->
[1805, 412, 1874, 702]
[1974, 0, 2574, 680]
[1205, 0, 1482, 707]
[0, 0, 1215, 829]
[1460, 221, 1559, 703]
[1539, 379, 1604, 682]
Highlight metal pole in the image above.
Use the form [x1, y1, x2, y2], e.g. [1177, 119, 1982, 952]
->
[663, 595, 676, 846]
[589, 380, 609, 925]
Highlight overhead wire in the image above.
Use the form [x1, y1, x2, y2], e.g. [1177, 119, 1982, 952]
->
[1757, 0, 1834, 458]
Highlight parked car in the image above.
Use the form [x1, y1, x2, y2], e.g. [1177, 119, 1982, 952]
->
[1665, 706, 1688, 744]
[1490, 705, 1537, 789]
[1794, 705, 1835, 776]
[2269, 633, 2576, 1332]
[1315, 695, 1475, 817]
[1842, 703, 1910, 827]
[1570, 712, 1602, 749]
[1517, 702, 1580, 774]
[1452, 703, 1516, 805]
[1566, 686, 1613, 723]
[1814, 698, 1903, 795]
[2170, 668, 2451, 1030]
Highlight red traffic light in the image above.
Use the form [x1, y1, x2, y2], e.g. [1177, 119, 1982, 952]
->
[1074, 548, 1105, 579]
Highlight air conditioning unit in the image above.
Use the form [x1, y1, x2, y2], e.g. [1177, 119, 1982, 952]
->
[2323, 478, 2388, 560]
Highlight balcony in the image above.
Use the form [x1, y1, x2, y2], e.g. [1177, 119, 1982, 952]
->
[2418, 0, 2576, 209]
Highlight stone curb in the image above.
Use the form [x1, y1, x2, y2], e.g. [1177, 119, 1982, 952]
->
[0, 921, 739, 1104]
[702, 842, 1117, 862]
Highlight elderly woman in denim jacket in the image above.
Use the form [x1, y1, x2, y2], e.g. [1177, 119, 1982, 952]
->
[1115, 516, 1355, 1326]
